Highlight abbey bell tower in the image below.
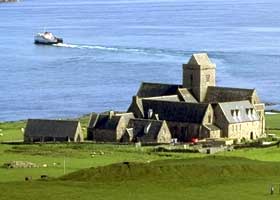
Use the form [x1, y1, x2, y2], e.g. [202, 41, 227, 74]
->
[182, 53, 216, 102]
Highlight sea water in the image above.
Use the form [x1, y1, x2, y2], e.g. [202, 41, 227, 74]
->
[1, 0, 280, 121]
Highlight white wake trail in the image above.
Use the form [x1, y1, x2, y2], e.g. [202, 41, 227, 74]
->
[53, 43, 121, 51]
[52, 43, 185, 57]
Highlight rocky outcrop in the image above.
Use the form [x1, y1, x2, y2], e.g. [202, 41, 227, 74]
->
[3, 161, 37, 168]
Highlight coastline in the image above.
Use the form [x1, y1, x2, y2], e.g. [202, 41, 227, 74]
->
[1, 105, 280, 123]
[0, 113, 91, 124]
[0, 0, 19, 2]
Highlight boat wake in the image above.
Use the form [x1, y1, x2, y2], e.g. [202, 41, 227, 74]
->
[52, 43, 186, 57]
[53, 43, 120, 51]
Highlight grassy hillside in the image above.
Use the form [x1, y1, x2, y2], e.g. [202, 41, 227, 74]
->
[0, 143, 204, 182]
[0, 113, 279, 199]
[61, 156, 280, 182]
[0, 120, 25, 142]
[1, 157, 280, 200]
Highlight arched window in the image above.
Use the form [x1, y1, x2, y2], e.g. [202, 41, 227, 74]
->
[208, 115, 211, 123]
[206, 74, 210, 82]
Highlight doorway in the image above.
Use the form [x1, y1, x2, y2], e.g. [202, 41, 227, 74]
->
[250, 132, 254, 140]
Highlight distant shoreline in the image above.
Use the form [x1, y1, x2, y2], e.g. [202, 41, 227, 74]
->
[0, 113, 91, 124]
[0, 107, 280, 123]
[0, 0, 19, 2]
[0, 102, 280, 123]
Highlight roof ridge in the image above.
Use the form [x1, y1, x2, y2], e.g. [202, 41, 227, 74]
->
[130, 118, 163, 123]
[187, 53, 214, 66]
[141, 82, 182, 86]
[28, 119, 79, 123]
[142, 98, 209, 106]
[208, 86, 255, 92]
[218, 100, 251, 105]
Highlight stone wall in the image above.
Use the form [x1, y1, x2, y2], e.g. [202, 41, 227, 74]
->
[200, 126, 221, 139]
[127, 96, 144, 118]
[214, 105, 229, 137]
[202, 104, 214, 124]
[209, 129, 221, 138]
[24, 136, 74, 143]
[92, 129, 116, 142]
[228, 121, 261, 140]
[167, 121, 202, 141]
[74, 122, 84, 142]
[254, 103, 265, 135]
[182, 63, 216, 102]
[116, 114, 134, 141]
[214, 104, 262, 139]
[157, 121, 172, 143]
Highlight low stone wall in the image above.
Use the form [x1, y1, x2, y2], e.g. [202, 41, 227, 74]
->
[3, 161, 37, 168]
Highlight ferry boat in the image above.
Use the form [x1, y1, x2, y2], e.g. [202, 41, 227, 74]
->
[34, 32, 63, 45]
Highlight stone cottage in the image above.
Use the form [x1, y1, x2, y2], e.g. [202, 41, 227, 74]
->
[123, 118, 172, 143]
[213, 101, 261, 139]
[128, 99, 214, 141]
[87, 111, 172, 144]
[128, 53, 265, 141]
[24, 119, 83, 143]
[87, 111, 134, 142]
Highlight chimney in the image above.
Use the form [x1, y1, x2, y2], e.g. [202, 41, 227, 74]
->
[148, 109, 153, 119]
[155, 114, 159, 120]
[133, 95, 138, 101]
[144, 123, 152, 134]
[109, 110, 114, 119]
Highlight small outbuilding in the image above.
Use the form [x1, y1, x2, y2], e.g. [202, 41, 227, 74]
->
[123, 118, 172, 144]
[24, 119, 83, 143]
[87, 111, 134, 142]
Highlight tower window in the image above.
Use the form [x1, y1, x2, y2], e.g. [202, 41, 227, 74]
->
[208, 115, 211, 123]
[206, 74, 210, 82]
[231, 110, 235, 117]
[190, 74, 193, 86]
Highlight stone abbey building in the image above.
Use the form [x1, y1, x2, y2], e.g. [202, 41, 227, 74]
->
[87, 53, 265, 143]
[127, 53, 265, 142]
[23, 53, 265, 144]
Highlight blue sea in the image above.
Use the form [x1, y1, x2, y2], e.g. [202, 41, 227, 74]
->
[1, 0, 280, 121]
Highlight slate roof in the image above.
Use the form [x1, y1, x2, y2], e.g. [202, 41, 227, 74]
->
[125, 128, 134, 139]
[188, 53, 215, 66]
[94, 115, 122, 129]
[127, 119, 164, 140]
[24, 119, 80, 138]
[88, 113, 99, 128]
[136, 82, 182, 98]
[88, 112, 134, 130]
[218, 100, 260, 124]
[143, 95, 181, 102]
[177, 88, 198, 103]
[127, 96, 144, 118]
[141, 99, 209, 123]
[205, 86, 256, 103]
[204, 124, 221, 131]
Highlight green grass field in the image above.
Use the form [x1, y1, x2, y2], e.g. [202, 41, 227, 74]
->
[266, 114, 280, 129]
[0, 114, 280, 200]
[1, 156, 280, 200]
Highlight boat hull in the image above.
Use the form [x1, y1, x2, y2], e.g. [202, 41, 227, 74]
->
[34, 35, 63, 45]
